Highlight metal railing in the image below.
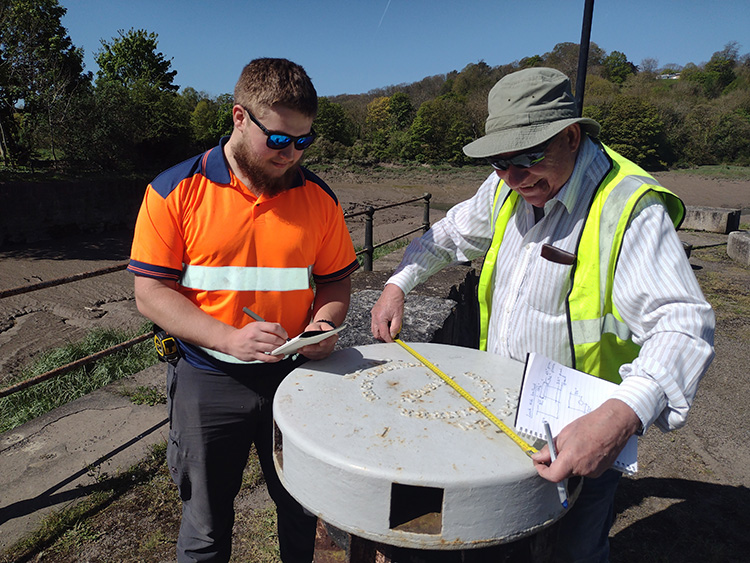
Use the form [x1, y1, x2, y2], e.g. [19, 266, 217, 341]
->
[0, 193, 432, 397]
[345, 193, 431, 271]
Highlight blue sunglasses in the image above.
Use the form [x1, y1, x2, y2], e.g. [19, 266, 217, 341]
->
[486, 136, 556, 171]
[243, 107, 316, 150]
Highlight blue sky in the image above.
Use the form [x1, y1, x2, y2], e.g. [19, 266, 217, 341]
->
[60, 0, 749, 98]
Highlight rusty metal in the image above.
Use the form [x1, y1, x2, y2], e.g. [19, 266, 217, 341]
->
[0, 262, 129, 300]
[0, 333, 152, 398]
[347, 194, 431, 271]
[344, 194, 430, 219]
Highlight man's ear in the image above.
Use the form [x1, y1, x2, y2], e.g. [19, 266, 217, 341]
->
[564, 123, 582, 153]
[232, 105, 247, 129]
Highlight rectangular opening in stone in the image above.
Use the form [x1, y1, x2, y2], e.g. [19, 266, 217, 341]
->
[389, 482, 443, 535]
[273, 420, 283, 470]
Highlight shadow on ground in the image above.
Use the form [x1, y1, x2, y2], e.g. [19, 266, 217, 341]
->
[611, 477, 750, 562]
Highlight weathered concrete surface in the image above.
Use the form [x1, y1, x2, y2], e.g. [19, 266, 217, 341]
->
[0, 366, 168, 551]
[727, 230, 750, 266]
[337, 289, 456, 350]
[682, 206, 742, 234]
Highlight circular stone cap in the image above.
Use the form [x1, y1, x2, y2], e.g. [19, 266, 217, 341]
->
[273, 342, 574, 549]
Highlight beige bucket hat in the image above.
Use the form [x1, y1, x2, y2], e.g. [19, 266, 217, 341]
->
[463, 67, 600, 159]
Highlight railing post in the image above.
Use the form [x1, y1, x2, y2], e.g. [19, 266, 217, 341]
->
[364, 206, 375, 272]
[422, 193, 432, 234]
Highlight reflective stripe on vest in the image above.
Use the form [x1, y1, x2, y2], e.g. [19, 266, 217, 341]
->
[478, 144, 685, 382]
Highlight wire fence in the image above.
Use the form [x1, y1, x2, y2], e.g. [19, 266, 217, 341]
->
[0, 194, 432, 398]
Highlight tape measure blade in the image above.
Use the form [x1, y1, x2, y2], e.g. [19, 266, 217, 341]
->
[394, 339, 537, 455]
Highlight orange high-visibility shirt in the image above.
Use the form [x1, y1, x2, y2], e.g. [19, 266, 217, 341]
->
[128, 138, 358, 368]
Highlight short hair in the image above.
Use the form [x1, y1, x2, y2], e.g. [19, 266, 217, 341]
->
[234, 58, 318, 118]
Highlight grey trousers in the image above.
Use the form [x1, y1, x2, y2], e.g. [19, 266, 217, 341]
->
[166, 357, 317, 563]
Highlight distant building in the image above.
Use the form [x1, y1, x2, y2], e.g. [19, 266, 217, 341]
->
[657, 73, 681, 80]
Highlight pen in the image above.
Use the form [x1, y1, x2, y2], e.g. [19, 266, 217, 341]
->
[543, 419, 569, 509]
[242, 307, 266, 322]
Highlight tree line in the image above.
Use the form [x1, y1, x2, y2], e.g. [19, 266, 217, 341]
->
[1, 0, 748, 176]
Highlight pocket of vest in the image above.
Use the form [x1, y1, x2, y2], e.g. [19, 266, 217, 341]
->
[525, 251, 573, 315]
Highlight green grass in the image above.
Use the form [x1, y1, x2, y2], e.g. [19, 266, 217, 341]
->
[0, 442, 172, 563]
[120, 385, 166, 406]
[355, 238, 410, 267]
[0, 323, 158, 433]
[670, 165, 750, 181]
[0, 440, 279, 563]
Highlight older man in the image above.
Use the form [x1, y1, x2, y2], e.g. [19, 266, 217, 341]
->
[371, 67, 714, 561]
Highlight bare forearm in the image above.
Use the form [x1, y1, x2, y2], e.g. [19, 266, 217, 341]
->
[134, 276, 232, 348]
[310, 277, 351, 327]
[133, 276, 286, 362]
[297, 277, 351, 360]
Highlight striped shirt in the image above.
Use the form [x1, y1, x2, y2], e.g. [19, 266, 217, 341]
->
[387, 137, 715, 433]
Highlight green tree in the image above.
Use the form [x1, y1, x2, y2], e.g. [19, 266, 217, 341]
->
[0, 0, 90, 164]
[191, 98, 219, 148]
[403, 95, 473, 164]
[710, 108, 750, 165]
[519, 55, 544, 69]
[315, 97, 355, 146]
[92, 29, 189, 170]
[595, 95, 669, 169]
[209, 93, 234, 142]
[450, 61, 496, 96]
[602, 51, 637, 84]
[95, 28, 178, 92]
[543, 42, 606, 89]
[388, 92, 414, 129]
[681, 43, 738, 99]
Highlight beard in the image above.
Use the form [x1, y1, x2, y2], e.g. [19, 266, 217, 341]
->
[232, 142, 302, 198]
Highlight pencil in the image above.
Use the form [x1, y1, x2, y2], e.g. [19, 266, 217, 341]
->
[242, 307, 265, 322]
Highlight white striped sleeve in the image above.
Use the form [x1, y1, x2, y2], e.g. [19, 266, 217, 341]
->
[387, 173, 498, 295]
[610, 194, 715, 432]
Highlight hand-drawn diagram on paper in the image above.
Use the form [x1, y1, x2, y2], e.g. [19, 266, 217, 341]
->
[522, 357, 595, 424]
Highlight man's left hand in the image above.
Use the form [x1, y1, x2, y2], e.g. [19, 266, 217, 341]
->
[297, 320, 339, 361]
[532, 398, 641, 481]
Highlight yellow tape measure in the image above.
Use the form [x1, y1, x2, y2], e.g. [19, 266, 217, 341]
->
[394, 338, 538, 457]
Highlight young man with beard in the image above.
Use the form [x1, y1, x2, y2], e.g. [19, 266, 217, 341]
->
[128, 58, 358, 563]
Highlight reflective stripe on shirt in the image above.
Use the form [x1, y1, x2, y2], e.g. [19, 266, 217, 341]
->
[180, 264, 311, 292]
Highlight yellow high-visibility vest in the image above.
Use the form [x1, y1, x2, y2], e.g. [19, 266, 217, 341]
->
[478, 145, 685, 382]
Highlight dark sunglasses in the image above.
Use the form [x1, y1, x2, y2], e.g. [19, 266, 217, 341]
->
[243, 106, 316, 150]
[486, 136, 556, 171]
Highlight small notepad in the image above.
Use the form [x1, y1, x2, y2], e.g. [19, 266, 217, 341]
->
[514, 352, 638, 474]
[271, 324, 347, 356]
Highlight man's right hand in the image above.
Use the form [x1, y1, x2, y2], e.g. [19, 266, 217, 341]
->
[370, 283, 405, 343]
[226, 321, 289, 363]
[134, 276, 291, 363]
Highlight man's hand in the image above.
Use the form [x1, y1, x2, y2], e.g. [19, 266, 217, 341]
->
[297, 320, 339, 361]
[225, 321, 288, 363]
[371, 284, 405, 342]
[532, 399, 641, 481]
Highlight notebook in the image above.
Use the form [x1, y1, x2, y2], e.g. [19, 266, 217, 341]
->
[514, 352, 638, 474]
[271, 324, 347, 356]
